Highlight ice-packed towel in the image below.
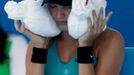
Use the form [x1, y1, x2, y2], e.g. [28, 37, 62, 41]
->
[4, 0, 61, 37]
[68, 0, 107, 39]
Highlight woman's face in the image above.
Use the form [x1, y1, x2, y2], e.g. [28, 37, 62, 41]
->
[48, 3, 71, 31]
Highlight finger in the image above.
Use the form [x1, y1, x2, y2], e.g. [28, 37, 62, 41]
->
[88, 17, 92, 28]
[14, 20, 27, 33]
[21, 24, 42, 40]
[15, 21, 38, 39]
[17, 22, 33, 38]
[102, 11, 113, 26]
[14, 20, 21, 32]
[99, 12, 112, 33]
[92, 9, 97, 23]
[21, 24, 34, 38]
[92, 10, 98, 32]
[20, 22, 27, 33]
[98, 7, 103, 22]
[98, 24, 106, 33]
[88, 17, 94, 32]
[97, 7, 103, 30]
[15, 21, 28, 34]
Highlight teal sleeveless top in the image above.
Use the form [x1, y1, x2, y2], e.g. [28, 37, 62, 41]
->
[45, 40, 96, 75]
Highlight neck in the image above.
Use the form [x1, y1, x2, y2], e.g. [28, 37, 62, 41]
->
[56, 31, 78, 63]
[57, 31, 77, 42]
[57, 31, 78, 51]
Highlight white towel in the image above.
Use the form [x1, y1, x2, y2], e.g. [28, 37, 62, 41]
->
[68, 0, 107, 39]
[4, 0, 61, 37]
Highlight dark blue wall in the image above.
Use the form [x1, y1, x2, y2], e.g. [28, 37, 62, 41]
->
[0, 0, 134, 46]
[106, 0, 134, 47]
[0, 0, 20, 33]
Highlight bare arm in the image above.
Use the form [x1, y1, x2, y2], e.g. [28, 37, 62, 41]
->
[79, 30, 124, 75]
[14, 21, 52, 75]
[26, 42, 45, 75]
[78, 8, 124, 75]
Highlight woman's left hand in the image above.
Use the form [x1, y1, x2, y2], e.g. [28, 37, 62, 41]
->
[78, 7, 112, 47]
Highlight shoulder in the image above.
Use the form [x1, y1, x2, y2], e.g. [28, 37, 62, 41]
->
[93, 27, 124, 59]
[96, 28, 124, 44]
[105, 28, 123, 37]
[93, 28, 124, 75]
[98, 27, 124, 51]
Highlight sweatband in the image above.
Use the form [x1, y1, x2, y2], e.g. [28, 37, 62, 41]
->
[31, 47, 48, 64]
[76, 46, 94, 63]
[42, 0, 72, 6]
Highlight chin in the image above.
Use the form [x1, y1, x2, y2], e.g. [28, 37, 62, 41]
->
[57, 23, 68, 31]
[59, 26, 68, 32]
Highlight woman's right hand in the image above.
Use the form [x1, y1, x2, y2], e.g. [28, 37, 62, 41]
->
[14, 20, 52, 49]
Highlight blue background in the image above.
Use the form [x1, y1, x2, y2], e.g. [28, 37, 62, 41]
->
[0, 0, 134, 46]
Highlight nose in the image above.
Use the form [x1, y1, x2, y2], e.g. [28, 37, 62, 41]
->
[57, 7, 67, 19]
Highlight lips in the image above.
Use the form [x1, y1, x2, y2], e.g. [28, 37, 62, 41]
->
[56, 21, 67, 25]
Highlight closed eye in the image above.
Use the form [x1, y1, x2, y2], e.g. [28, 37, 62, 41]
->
[49, 4, 57, 8]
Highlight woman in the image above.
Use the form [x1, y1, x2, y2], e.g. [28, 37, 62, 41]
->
[14, 0, 124, 75]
